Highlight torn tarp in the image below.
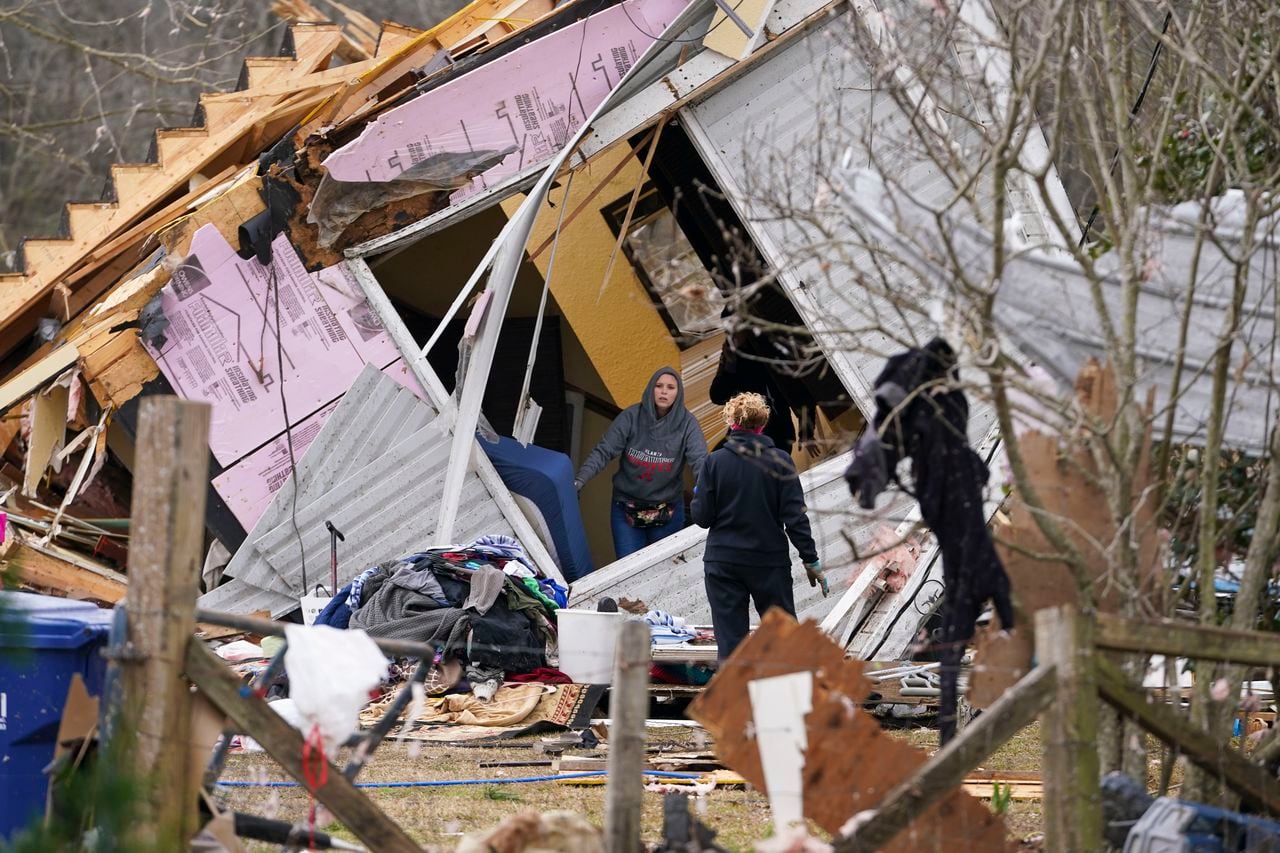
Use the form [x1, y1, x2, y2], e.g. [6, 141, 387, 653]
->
[307, 147, 516, 247]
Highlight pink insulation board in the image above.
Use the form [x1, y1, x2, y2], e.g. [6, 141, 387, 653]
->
[146, 224, 425, 528]
[322, 0, 688, 197]
[208, 357, 423, 529]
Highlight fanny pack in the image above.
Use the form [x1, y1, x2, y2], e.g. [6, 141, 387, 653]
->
[619, 499, 674, 529]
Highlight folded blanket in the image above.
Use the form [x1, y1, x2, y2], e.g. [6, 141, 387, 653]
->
[644, 609, 697, 645]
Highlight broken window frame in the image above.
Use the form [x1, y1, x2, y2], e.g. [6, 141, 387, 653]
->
[600, 184, 727, 350]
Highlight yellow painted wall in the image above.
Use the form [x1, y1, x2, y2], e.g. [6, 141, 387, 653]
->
[501, 146, 680, 407]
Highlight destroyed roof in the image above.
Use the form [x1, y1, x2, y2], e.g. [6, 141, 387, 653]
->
[0, 0, 575, 361]
[0, 0, 1062, 656]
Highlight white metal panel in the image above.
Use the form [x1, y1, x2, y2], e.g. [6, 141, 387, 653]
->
[678, 3, 992, 419]
[200, 368, 525, 616]
[569, 449, 915, 627]
[593, 4, 1013, 650]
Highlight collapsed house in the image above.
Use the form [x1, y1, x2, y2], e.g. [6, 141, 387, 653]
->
[0, 0, 1074, 659]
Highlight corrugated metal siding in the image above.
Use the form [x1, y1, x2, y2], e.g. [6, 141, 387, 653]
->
[993, 219, 1277, 455]
[199, 366, 523, 616]
[679, 3, 987, 417]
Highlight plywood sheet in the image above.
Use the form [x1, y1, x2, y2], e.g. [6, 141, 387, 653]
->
[689, 610, 1009, 850]
[24, 382, 70, 496]
[975, 360, 1163, 705]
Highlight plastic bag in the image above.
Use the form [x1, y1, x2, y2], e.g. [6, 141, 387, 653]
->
[283, 624, 388, 753]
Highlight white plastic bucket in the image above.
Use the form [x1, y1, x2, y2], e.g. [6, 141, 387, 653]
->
[556, 609, 626, 684]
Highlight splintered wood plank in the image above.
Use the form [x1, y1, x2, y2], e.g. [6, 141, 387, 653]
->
[157, 171, 266, 258]
[203, 55, 379, 104]
[975, 359, 1161, 706]
[79, 329, 159, 410]
[805, 692, 1009, 850]
[689, 610, 1009, 851]
[0, 344, 79, 412]
[688, 610, 871, 787]
[294, 0, 555, 138]
[238, 87, 334, 160]
[3, 538, 127, 603]
[0, 23, 345, 352]
[835, 666, 1055, 851]
[56, 164, 242, 324]
[24, 382, 70, 496]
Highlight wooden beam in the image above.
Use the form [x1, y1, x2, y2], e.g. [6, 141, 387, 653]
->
[1096, 612, 1280, 668]
[202, 56, 379, 103]
[1096, 657, 1280, 814]
[0, 344, 78, 412]
[2, 538, 126, 603]
[1035, 606, 1103, 851]
[120, 397, 210, 847]
[0, 26, 343, 352]
[834, 663, 1057, 852]
[184, 641, 422, 852]
[54, 164, 243, 319]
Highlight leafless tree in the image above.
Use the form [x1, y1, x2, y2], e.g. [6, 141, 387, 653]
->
[715, 0, 1280, 800]
[0, 0, 462, 270]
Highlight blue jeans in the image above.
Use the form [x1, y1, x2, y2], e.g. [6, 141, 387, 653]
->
[611, 500, 685, 560]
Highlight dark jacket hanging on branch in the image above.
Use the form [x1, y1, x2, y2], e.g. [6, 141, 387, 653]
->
[844, 337, 1013, 744]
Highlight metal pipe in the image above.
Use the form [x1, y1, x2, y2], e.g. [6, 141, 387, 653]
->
[866, 662, 940, 682]
[343, 659, 432, 780]
[194, 607, 438, 660]
[898, 687, 941, 697]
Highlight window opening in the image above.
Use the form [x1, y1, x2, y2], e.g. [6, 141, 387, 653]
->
[601, 185, 727, 349]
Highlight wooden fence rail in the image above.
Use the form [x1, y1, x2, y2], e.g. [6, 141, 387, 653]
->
[839, 605, 1280, 851]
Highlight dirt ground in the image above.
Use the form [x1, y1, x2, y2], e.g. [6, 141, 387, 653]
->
[215, 721, 1047, 850]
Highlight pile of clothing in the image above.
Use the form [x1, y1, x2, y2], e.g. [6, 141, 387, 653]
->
[315, 535, 569, 699]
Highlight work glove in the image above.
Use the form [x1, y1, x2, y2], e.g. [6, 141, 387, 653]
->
[805, 560, 829, 598]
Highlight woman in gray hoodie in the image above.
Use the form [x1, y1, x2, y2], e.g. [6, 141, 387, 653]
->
[574, 367, 708, 559]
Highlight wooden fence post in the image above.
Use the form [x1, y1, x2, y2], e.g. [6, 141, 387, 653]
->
[606, 620, 651, 853]
[119, 397, 210, 848]
[1035, 605, 1102, 851]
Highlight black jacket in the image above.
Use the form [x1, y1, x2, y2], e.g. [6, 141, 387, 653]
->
[691, 431, 818, 566]
[709, 354, 796, 454]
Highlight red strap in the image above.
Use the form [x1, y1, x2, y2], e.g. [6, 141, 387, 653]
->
[302, 724, 329, 790]
[302, 725, 328, 851]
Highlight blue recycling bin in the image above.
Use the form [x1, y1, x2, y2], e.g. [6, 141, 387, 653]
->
[0, 591, 113, 840]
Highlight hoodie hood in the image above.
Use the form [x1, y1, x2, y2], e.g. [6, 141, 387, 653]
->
[639, 366, 692, 434]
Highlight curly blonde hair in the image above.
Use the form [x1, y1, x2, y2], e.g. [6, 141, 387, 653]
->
[722, 392, 770, 429]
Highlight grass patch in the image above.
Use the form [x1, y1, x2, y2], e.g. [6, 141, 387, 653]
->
[216, 723, 1047, 850]
[483, 786, 522, 802]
